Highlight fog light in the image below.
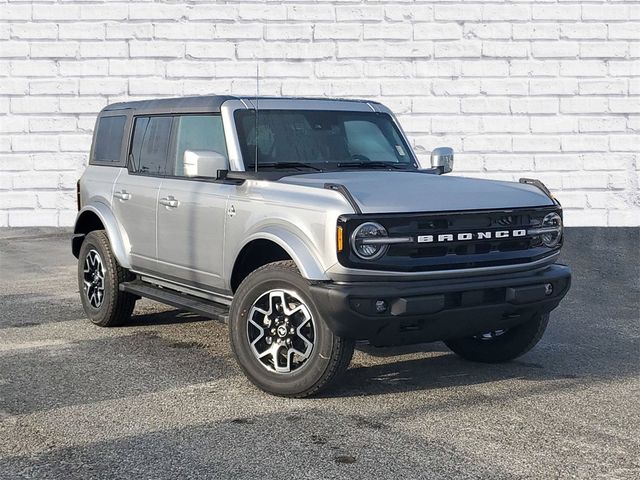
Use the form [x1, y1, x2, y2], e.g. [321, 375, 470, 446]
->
[375, 300, 387, 313]
[544, 283, 553, 296]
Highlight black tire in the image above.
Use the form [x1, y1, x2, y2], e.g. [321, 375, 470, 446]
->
[77, 230, 136, 327]
[229, 260, 354, 398]
[444, 313, 550, 363]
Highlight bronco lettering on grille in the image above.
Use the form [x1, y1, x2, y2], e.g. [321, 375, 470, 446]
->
[417, 229, 527, 243]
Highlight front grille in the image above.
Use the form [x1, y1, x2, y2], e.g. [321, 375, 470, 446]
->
[337, 206, 561, 272]
[402, 237, 532, 259]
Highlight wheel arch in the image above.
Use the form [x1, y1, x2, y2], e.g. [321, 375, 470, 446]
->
[229, 227, 329, 292]
[72, 203, 131, 269]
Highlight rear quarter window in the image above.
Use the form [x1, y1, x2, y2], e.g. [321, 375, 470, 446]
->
[93, 115, 126, 163]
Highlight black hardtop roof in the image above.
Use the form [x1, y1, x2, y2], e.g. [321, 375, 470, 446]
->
[102, 95, 235, 113]
[102, 95, 379, 114]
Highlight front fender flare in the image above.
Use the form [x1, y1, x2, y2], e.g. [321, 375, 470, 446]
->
[74, 203, 131, 269]
[234, 226, 329, 281]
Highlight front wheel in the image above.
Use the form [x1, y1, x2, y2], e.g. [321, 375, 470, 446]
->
[229, 261, 354, 398]
[444, 313, 550, 363]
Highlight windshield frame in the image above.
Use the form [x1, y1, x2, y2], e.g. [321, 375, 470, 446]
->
[232, 108, 419, 172]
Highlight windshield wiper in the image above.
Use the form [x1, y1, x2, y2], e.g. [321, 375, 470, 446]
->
[247, 162, 322, 172]
[337, 161, 411, 170]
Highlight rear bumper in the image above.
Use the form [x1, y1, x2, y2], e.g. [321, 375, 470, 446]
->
[309, 264, 571, 346]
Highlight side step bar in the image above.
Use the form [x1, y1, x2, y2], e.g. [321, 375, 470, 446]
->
[120, 280, 229, 322]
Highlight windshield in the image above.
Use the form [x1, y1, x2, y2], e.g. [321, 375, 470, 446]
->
[234, 109, 417, 171]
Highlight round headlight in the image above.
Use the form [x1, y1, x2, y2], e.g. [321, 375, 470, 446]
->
[540, 212, 563, 248]
[351, 222, 388, 260]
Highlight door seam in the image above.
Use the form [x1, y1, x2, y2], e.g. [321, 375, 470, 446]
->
[155, 179, 163, 262]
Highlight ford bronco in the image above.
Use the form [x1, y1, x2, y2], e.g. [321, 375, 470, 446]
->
[72, 95, 571, 397]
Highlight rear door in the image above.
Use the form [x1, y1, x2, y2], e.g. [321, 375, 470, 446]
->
[156, 114, 233, 290]
[112, 115, 172, 275]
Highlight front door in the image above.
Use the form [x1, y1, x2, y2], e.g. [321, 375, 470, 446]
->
[112, 115, 173, 274]
[156, 178, 232, 290]
[156, 114, 232, 291]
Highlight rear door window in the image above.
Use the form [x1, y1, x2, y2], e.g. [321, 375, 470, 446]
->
[129, 116, 173, 176]
[93, 115, 126, 163]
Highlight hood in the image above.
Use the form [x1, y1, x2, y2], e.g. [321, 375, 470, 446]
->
[279, 171, 554, 214]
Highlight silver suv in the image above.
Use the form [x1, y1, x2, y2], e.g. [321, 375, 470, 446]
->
[72, 95, 571, 397]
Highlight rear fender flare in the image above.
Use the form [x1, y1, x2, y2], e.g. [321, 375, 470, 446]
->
[73, 203, 131, 269]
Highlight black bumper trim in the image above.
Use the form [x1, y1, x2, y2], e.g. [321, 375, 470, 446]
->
[309, 264, 571, 347]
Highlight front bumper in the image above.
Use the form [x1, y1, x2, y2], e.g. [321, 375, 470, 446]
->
[309, 264, 571, 347]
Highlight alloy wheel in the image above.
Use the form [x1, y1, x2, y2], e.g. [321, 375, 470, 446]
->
[246, 289, 316, 374]
[83, 249, 106, 309]
[475, 329, 507, 341]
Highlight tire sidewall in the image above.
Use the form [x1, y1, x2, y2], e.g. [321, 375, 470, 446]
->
[229, 264, 336, 396]
[78, 231, 116, 326]
[445, 312, 550, 363]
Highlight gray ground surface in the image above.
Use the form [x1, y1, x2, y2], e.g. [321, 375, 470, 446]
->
[0, 227, 638, 479]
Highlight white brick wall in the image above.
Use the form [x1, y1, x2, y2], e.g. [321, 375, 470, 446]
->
[1, 0, 639, 227]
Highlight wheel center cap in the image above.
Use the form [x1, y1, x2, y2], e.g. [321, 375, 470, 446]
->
[277, 325, 288, 338]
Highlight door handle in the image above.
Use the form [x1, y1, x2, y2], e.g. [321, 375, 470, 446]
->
[159, 196, 179, 208]
[114, 190, 131, 201]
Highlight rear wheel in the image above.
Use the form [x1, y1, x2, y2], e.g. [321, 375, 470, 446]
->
[77, 230, 136, 327]
[229, 261, 354, 398]
[444, 313, 550, 363]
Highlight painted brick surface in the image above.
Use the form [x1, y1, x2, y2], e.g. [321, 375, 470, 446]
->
[1, 0, 639, 226]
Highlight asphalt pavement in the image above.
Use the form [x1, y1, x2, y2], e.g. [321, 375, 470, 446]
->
[0, 227, 638, 479]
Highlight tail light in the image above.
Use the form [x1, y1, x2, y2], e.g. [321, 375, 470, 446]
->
[76, 180, 81, 210]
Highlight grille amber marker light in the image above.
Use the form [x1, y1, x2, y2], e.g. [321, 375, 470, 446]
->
[337, 225, 344, 252]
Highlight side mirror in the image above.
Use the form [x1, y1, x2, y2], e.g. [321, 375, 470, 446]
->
[183, 150, 229, 178]
[430, 147, 454, 174]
